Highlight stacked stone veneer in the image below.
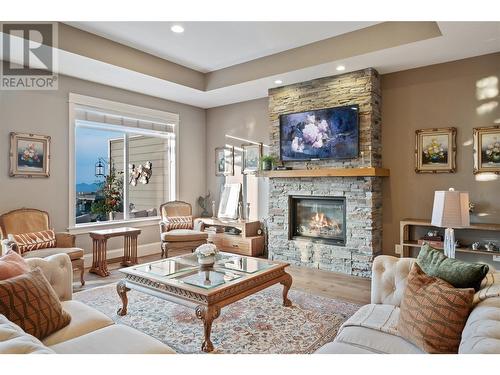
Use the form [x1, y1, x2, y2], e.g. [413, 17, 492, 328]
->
[267, 68, 382, 278]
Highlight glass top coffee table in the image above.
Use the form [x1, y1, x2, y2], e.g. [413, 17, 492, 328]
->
[117, 252, 292, 352]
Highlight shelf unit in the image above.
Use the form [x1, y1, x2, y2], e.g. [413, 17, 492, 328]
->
[399, 218, 500, 258]
[257, 167, 390, 178]
[199, 218, 264, 257]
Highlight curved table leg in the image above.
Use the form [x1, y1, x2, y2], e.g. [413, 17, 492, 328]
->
[195, 305, 221, 353]
[280, 272, 293, 307]
[117, 280, 131, 316]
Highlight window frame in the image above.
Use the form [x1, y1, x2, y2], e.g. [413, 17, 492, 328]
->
[68, 93, 179, 233]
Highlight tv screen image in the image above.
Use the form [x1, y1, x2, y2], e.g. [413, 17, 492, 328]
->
[279, 105, 359, 161]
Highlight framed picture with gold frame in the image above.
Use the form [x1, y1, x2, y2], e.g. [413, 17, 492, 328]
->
[9, 132, 51, 178]
[415, 127, 456, 173]
[473, 126, 500, 174]
[215, 146, 234, 176]
[241, 143, 263, 175]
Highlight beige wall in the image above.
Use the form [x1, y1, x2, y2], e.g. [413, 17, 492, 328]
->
[205, 53, 500, 265]
[381, 52, 500, 257]
[206, 98, 269, 220]
[0, 74, 206, 253]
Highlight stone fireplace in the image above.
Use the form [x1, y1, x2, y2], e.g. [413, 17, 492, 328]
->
[266, 68, 383, 278]
[289, 195, 346, 246]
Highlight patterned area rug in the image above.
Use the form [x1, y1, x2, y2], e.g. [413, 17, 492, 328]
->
[74, 284, 360, 354]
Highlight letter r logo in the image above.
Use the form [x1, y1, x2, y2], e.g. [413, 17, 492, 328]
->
[2, 23, 54, 76]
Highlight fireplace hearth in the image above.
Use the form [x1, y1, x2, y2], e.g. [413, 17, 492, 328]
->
[289, 196, 346, 246]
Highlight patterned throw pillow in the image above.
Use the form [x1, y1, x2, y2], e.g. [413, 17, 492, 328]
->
[398, 263, 474, 353]
[0, 267, 71, 340]
[164, 216, 193, 231]
[11, 229, 56, 254]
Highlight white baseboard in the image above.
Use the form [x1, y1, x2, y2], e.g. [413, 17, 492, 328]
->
[83, 241, 161, 268]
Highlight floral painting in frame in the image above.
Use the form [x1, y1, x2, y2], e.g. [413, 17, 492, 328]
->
[415, 127, 456, 173]
[241, 143, 262, 174]
[473, 126, 500, 174]
[9, 132, 51, 177]
[215, 146, 234, 176]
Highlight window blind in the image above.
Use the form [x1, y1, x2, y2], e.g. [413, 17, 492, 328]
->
[74, 105, 176, 135]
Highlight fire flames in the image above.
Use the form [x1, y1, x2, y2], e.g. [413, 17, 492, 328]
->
[307, 212, 341, 235]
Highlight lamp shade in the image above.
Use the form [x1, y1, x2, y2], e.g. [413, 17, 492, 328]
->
[431, 188, 470, 228]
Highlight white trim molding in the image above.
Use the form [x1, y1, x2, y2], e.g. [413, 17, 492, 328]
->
[69, 93, 180, 124]
[68, 216, 160, 235]
[68, 93, 179, 230]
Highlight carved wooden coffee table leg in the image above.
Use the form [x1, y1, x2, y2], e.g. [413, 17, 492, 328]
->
[280, 272, 293, 307]
[117, 280, 131, 316]
[195, 305, 221, 353]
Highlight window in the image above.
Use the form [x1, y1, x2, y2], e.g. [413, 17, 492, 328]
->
[69, 94, 178, 228]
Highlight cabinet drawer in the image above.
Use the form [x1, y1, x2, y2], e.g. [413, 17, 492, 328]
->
[222, 237, 250, 254]
[206, 234, 223, 248]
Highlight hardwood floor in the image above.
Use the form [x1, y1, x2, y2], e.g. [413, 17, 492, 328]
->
[75, 249, 371, 305]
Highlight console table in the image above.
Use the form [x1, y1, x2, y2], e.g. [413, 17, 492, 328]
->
[89, 227, 141, 277]
[199, 218, 264, 257]
[399, 218, 500, 258]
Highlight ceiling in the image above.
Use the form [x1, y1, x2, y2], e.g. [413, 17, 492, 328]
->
[2, 21, 498, 108]
[65, 21, 379, 72]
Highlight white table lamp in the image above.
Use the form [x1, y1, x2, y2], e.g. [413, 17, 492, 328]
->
[431, 188, 470, 258]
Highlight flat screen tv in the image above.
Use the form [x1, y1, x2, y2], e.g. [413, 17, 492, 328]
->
[279, 105, 359, 161]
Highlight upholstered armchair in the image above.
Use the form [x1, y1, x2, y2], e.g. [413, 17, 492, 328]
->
[159, 201, 208, 258]
[0, 208, 85, 286]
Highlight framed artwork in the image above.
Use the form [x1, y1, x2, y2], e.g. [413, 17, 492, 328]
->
[415, 127, 456, 173]
[241, 143, 263, 174]
[10, 132, 51, 178]
[215, 146, 234, 176]
[473, 126, 500, 174]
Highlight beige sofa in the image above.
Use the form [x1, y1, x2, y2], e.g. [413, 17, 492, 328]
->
[0, 254, 175, 354]
[316, 255, 500, 354]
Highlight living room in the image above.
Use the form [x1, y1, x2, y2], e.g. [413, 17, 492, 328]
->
[1, 1, 500, 373]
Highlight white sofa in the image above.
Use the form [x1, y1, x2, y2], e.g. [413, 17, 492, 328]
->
[0, 253, 175, 354]
[316, 255, 500, 354]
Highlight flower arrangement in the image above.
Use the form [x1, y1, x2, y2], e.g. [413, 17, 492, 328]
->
[195, 243, 219, 267]
[195, 243, 219, 258]
[291, 114, 331, 152]
[21, 143, 40, 164]
[423, 138, 445, 162]
[485, 140, 500, 162]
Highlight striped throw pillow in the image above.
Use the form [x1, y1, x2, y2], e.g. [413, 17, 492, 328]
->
[0, 267, 71, 339]
[397, 263, 474, 353]
[11, 229, 56, 254]
[164, 216, 193, 231]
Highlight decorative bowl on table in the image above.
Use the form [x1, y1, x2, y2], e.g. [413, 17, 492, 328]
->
[194, 243, 219, 268]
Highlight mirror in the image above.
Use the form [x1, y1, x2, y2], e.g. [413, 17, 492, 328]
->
[218, 183, 241, 219]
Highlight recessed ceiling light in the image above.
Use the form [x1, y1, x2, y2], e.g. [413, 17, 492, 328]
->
[274, 79, 283, 85]
[171, 25, 184, 34]
[336, 65, 346, 71]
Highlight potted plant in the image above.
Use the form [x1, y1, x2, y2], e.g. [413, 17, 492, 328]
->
[261, 155, 277, 171]
[91, 164, 123, 221]
[194, 243, 219, 268]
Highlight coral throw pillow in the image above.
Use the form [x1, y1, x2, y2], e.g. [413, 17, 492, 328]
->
[0, 251, 30, 280]
[398, 263, 474, 354]
[11, 229, 56, 254]
[0, 267, 71, 339]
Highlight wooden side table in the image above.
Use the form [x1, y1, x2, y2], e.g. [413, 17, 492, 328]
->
[89, 227, 141, 277]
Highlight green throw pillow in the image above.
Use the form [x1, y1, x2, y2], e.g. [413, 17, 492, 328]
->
[416, 244, 489, 291]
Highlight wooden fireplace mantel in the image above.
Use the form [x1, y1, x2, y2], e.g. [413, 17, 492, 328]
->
[257, 167, 390, 178]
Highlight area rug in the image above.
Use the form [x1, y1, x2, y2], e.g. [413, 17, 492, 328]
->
[74, 284, 360, 354]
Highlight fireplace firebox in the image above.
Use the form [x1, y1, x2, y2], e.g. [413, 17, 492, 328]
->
[289, 196, 346, 246]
